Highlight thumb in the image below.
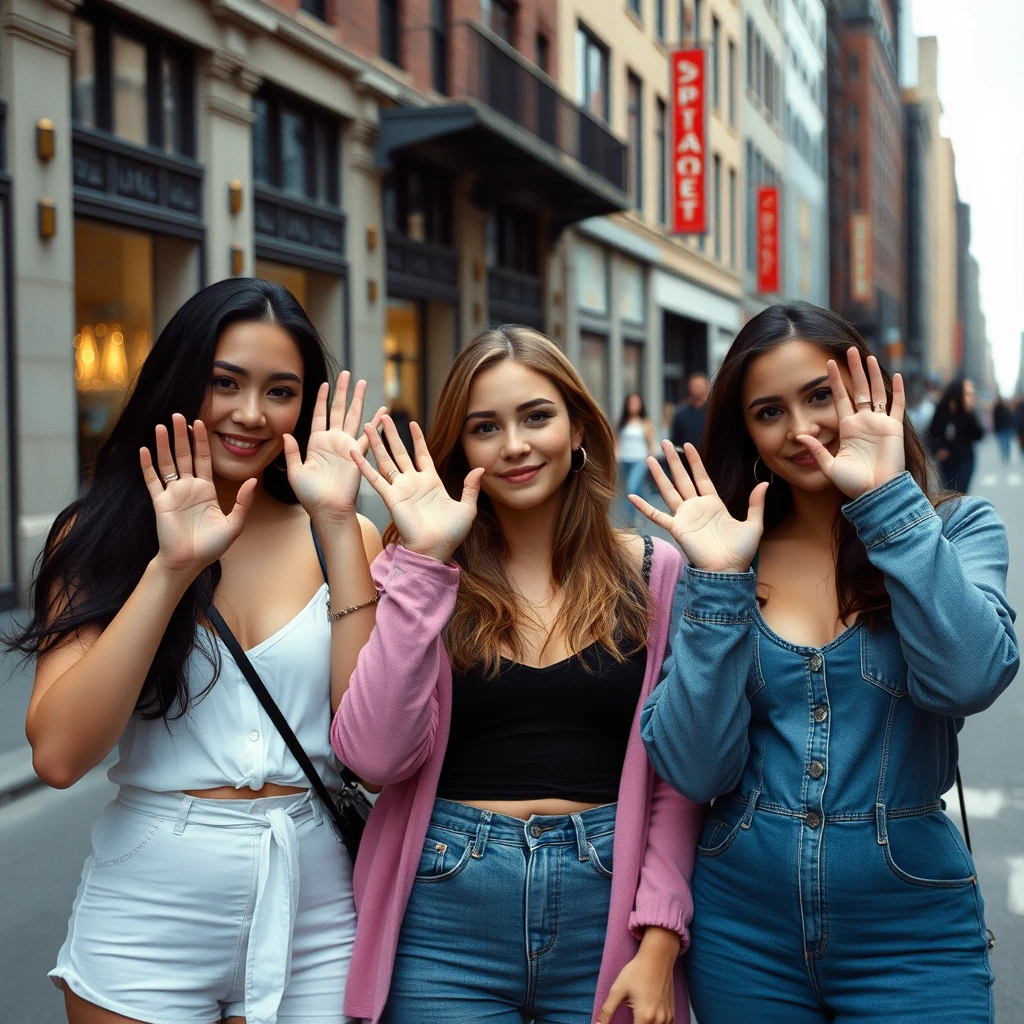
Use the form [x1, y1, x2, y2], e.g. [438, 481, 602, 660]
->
[746, 480, 770, 532]
[595, 985, 626, 1024]
[796, 434, 835, 476]
[460, 466, 485, 512]
[225, 477, 258, 534]
[282, 434, 303, 478]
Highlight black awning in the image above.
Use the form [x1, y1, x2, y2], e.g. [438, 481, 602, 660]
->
[375, 104, 628, 231]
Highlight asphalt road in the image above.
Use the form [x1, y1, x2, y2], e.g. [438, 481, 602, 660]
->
[0, 438, 1022, 1022]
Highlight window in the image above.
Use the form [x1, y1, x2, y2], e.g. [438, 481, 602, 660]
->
[580, 332, 609, 409]
[252, 90, 339, 205]
[380, 0, 400, 65]
[693, 0, 703, 43]
[72, 12, 194, 157]
[536, 32, 549, 73]
[728, 39, 736, 124]
[713, 153, 722, 261]
[384, 161, 453, 245]
[623, 340, 645, 398]
[299, 0, 325, 19]
[628, 0, 641, 19]
[746, 19, 753, 90]
[430, 0, 448, 94]
[711, 17, 720, 110]
[627, 72, 643, 209]
[848, 102, 859, 131]
[655, 0, 665, 41]
[482, 0, 514, 44]
[849, 52, 859, 80]
[729, 166, 737, 266]
[656, 97, 667, 226]
[489, 204, 539, 274]
[576, 23, 610, 122]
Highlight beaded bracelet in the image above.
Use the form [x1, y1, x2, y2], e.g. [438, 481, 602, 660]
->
[326, 590, 381, 622]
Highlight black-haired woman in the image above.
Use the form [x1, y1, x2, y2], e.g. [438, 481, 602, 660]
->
[10, 279, 383, 1024]
[634, 302, 1017, 1022]
[929, 378, 984, 493]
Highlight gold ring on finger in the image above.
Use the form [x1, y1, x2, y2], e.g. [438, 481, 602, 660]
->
[854, 395, 871, 406]
[163, 472, 179, 483]
[386, 468, 399, 482]
[874, 402, 887, 413]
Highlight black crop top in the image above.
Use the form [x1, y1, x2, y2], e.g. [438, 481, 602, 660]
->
[436, 537, 652, 804]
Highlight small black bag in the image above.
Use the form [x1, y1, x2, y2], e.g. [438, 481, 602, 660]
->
[205, 602, 372, 861]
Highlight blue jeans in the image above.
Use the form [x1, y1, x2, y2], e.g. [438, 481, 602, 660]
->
[381, 799, 617, 1024]
[619, 459, 650, 524]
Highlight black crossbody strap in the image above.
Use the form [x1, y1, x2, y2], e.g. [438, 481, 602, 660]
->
[205, 603, 348, 836]
[956, 767, 972, 854]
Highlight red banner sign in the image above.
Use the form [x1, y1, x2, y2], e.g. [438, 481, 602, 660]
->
[757, 186, 780, 294]
[671, 49, 707, 235]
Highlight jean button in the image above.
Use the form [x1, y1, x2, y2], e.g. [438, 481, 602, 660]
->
[530, 825, 542, 838]
[810, 654, 823, 672]
[805, 811, 821, 829]
[813, 706, 828, 723]
[808, 760, 825, 779]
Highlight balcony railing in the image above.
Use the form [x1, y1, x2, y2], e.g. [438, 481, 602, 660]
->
[441, 21, 626, 193]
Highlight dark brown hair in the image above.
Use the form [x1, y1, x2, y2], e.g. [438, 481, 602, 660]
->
[704, 301, 950, 629]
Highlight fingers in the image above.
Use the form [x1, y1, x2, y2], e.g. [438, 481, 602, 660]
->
[381, 414, 414, 472]
[826, 358, 855, 419]
[342, 377, 367, 438]
[890, 372, 906, 423]
[350, 446, 391, 501]
[595, 986, 625, 1024]
[311, 381, 330, 435]
[865, 355, 887, 412]
[364, 422, 400, 483]
[846, 346, 872, 410]
[628, 493, 677, 533]
[661, 441, 697, 500]
[330, 370, 350, 432]
[224, 477, 258, 535]
[410, 421, 435, 473]
[154, 423, 177, 483]
[795, 434, 835, 476]
[682, 443, 718, 497]
[460, 466, 485, 511]
[646, 454, 683, 514]
[139, 446, 163, 501]
[281, 434, 304, 479]
[171, 413, 193, 477]
[746, 481, 770, 533]
[193, 420, 213, 480]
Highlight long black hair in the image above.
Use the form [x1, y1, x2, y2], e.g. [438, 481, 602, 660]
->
[703, 301, 948, 629]
[617, 392, 648, 432]
[7, 278, 332, 718]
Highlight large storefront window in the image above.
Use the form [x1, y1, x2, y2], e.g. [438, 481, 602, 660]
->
[74, 221, 154, 481]
[384, 299, 424, 424]
[579, 331, 609, 409]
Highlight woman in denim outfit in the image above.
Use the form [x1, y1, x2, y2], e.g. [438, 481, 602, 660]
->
[631, 303, 1018, 1023]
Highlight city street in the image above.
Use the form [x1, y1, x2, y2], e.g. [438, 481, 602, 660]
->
[1, 438, 1023, 1022]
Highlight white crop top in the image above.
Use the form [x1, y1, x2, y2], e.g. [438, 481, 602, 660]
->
[108, 583, 342, 794]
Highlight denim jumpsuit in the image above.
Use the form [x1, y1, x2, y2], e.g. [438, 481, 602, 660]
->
[641, 473, 1019, 1023]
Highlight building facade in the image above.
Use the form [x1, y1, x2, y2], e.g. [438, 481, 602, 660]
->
[781, 0, 828, 307]
[1, 0, 629, 600]
[554, 0, 744, 427]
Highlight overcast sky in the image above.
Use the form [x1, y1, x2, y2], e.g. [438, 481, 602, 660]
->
[907, 0, 1023, 394]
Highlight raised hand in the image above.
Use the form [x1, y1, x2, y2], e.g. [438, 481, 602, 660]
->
[351, 415, 485, 564]
[797, 347, 905, 499]
[140, 414, 256, 577]
[283, 370, 385, 526]
[630, 442, 767, 573]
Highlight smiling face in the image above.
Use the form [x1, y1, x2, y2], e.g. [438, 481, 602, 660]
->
[198, 319, 305, 483]
[742, 338, 854, 494]
[460, 360, 583, 513]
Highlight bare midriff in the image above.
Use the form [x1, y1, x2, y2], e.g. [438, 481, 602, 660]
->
[184, 782, 308, 800]
[453, 797, 606, 821]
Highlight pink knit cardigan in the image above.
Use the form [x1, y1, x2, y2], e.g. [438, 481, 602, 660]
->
[331, 539, 705, 1024]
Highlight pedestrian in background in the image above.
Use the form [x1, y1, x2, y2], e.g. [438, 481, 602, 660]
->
[1014, 396, 1024, 458]
[670, 372, 709, 453]
[616, 391, 657, 525]
[905, 374, 938, 438]
[929, 378, 984, 493]
[633, 302, 1017, 1024]
[9, 279, 384, 1024]
[992, 395, 1014, 464]
[334, 325, 703, 1024]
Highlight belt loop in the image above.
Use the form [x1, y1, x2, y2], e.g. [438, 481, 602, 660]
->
[740, 788, 761, 830]
[571, 813, 589, 861]
[173, 795, 193, 836]
[875, 802, 888, 846]
[471, 810, 492, 859]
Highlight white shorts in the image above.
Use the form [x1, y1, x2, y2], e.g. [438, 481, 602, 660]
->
[50, 785, 356, 1024]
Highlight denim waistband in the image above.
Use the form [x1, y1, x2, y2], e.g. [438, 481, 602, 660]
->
[728, 792, 943, 823]
[430, 798, 617, 850]
[116, 784, 322, 829]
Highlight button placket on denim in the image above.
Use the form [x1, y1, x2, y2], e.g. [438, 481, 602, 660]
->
[800, 649, 830, 953]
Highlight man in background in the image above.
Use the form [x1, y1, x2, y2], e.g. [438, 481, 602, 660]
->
[670, 373, 709, 452]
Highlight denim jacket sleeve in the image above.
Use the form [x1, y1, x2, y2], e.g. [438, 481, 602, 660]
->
[843, 471, 1019, 716]
[640, 564, 758, 805]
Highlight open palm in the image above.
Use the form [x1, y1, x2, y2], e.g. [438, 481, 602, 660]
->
[140, 414, 256, 577]
[352, 415, 484, 564]
[630, 442, 767, 573]
[797, 348, 906, 499]
[284, 371, 385, 524]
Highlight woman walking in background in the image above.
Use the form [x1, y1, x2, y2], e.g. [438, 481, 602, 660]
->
[616, 392, 657, 524]
[10, 278, 383, 1024]
[633, 302, 1016, 1023]
[929, 378, 984, 492]
[992, 395, 1014, 465]
[334, 325, 703, 1024]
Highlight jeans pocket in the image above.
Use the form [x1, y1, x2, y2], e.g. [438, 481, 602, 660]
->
[413, 826, 474, 884]
[696, 798, 749, 858]
[91, 802, 166, 870]
[881, 811, 977, 889]
[585, 829, 615, 879]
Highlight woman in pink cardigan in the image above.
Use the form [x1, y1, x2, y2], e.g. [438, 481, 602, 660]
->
[334, 326, 704, 1024]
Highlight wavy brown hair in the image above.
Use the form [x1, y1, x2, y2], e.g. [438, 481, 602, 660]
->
[383, 325, 650, 676]
[704, 302, 953, 630]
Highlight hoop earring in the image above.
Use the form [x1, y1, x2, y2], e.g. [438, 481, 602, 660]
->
[272, 450, 287, 472]
[753, 456, 774, 484]
[572, 446, 588, 473]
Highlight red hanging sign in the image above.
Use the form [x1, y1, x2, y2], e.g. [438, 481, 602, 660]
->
[757, 186, 780, 294]
[671, 49, 707, 235]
